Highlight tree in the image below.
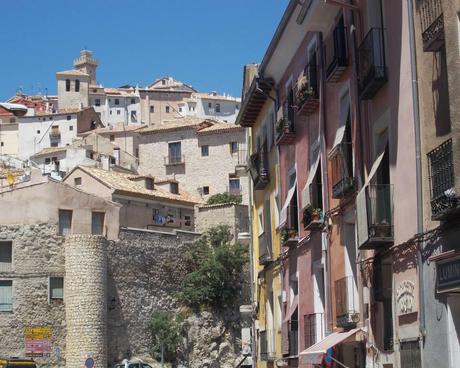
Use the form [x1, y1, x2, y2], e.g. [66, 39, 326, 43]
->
[177, 225, 248, 310]
[206, 193, 242, 205]
[150, 310, 181, 364]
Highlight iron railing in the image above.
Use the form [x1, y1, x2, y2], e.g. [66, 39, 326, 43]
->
[164, 154, 185, 165]
[49, 130, 61, 140]
[288, 320, 298, 356]
[258, 233, 271, 265]
[365, 184, 394, 246]
[304, 313, 324, 349]
[325, 21, 348, 82]
[335, 276, 359, 328]
[400, 340, 422, 368]
[249, 148, 269, 190]
[331, 142, 354, 198]
[357, 28, 387, 100]
[428, 139, 457, 219]
[418, 0, 444, 51]
[295, 61, 319, 111]
[276, 116, 295, 145]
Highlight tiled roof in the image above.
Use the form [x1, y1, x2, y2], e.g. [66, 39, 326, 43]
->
[75, 166, 202, 205]
[192, 92, 241, 102]
[79, 123, 144, 135]
[138, 117, 221, 134]
[196, 123, 245, 135]
[31, 146, 68, 158]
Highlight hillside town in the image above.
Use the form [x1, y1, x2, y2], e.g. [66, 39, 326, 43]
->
[0, 0, 459, 367]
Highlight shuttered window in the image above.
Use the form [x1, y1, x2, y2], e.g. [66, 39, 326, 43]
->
[0, 280, 12, 312]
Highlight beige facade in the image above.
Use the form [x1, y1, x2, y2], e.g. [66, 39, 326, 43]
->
[138, 117, 248, 203]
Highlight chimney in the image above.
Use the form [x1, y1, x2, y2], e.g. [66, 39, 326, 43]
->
[100, 155, 110, 171]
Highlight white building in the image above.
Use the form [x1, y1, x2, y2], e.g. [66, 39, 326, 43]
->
[180, 92, 241, 123]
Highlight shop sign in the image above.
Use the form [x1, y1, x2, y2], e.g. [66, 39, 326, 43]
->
[25, 327, 51, 358]
[437, 257, 460, 293]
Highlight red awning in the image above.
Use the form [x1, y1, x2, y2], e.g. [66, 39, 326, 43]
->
[299, 328, 362, 365]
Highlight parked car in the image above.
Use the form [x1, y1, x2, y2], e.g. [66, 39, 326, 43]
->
[114, 359, 153, 368]
[0, 358, 36, 368]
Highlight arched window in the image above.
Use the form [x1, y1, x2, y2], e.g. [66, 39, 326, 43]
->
[65, 79, 70, 92]
[75, 79, 80, 92]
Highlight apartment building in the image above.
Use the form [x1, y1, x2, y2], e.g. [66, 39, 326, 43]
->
[238, 0, 430, 367]
[137, 116, 248, 203]
[413, 0, 460, 366]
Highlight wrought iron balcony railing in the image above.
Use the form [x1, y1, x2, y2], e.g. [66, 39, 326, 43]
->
[325, 22, 348, 82]
[304, 313, 324, 349]
[419, 0, 444, 51]
[164, 154, 185, 165]
[331, 142, 355, 198]
[357, 28, 387, 100]
[295, 61, 319, 116]
[335, 276, 359, 328]
[359, 184, 394, 249]
[428, 139, 458, 220]
[276, 117, 296, 145]
[258, 233, 272, 266]
[288, 320, 298, 357]
[49, 131, 61, 140]
[249, 149, 269, 190]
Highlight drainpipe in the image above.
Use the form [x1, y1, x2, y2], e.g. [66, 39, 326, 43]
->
[407, 0, 426, 344]
[317, 31, 333, 334]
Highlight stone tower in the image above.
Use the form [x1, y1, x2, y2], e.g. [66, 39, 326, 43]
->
[65, 234, 107, 368]
[74, 49, 98, 85]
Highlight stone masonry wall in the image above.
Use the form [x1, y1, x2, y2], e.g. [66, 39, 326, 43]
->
[106, 228, 200, 365]
[65, 234, 107, 368]
[0, 223, 66, 366]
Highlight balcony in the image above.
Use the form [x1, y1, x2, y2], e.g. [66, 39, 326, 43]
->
[249, 150, 269, 190]
[259, 330, 268, 361]
[302, 207, 324, 231]
[288, 320, 298, 357]
[419, 0, 444, 51]
[357, 28, 387, 100]
[258, 233, 272, 266]
[304, 313, 324, 349]
[428, 139, 459, 220]
[164, 154, 185, 166]
[276, 117, 296, 145]
[359, 184, 394, 250]
[295, 62, 319, 116]
[49, 130, 61, 141]
[335, 276, 359, 328]
[331, 142, 355, 198]
[325, 22, 348, 82]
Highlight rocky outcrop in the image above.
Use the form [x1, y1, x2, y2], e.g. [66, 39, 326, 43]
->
[177, 310, 242, 368]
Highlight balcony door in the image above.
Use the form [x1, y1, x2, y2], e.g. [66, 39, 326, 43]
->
[168, 142, 181, 163]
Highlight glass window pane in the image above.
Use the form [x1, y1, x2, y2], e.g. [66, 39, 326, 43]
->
[0, 280, 12, 311]
[92, 212, 105, 235]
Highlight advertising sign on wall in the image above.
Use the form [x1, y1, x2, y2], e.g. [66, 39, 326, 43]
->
[25, 327, 52, 358]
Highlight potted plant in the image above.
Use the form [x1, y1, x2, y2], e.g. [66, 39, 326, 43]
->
[276, 117, 288, 136]
[296, 75, 315, 106]
[311, 208, 323, 222]
[281, 227, 297, 244]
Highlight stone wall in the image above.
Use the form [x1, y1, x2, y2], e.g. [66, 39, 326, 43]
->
[65, 234, 107, 368]
[0, 223, 66, 367]
[106, 228, 200, 365]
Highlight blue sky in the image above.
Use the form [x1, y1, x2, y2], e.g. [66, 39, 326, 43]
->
[0, 0, 287, 101]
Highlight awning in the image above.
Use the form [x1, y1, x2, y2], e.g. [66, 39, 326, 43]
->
[300, 328, 362, 365]
[280, 177, 297, 227]
[356, 149, 386, 248]
[301, 152, 320, 211]
[282, 294, 299, 323]
[329, 94, 350, 156]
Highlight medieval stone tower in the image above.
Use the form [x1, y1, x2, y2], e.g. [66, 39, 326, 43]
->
[74, 49, 98, 85]
[65, 234, 107, 368]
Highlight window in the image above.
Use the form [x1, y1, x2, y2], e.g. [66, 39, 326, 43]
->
[130, 98, 135, 104]
[0, 280, 12, 312]
[165, 106, 170, 113]
[230, 141, 238, 154]
[130, 110, 137, 122]
[115, 99, 120, 105]
[110, 111, 112, 115]
[179, 106, 183, 113]
[229, 178, 240, 190]
[67, 115, 71, 121]
[37, 130, 40, 134]
[168, 142, 182, 164]
[91, 212, 105, 235]
[208, 102, 212, 108]
[9, 117, 15, 123]
[58, 209, 72, 236]
[184, 215, 191, 227]
[236, 104, 240, 110]
[75, 79, 80, 92]
[201, 145, 209, 157]
[145, 177, 154, 190]
[215, 103, 221, 113]
[45, 158, 51, 164]
[50, 142, 58, 147]
[74, 177, 82, 186]
[170, 182, 179, 194]
[117, 110, 121, 115]
[0, 142, 3, 147]
[150, 106, 154, 113]
[110, 135, 115, 142]
[0, 241, 12, 272]
[69, 125, 73, 131]
[95, 98, 101, 106]
[162, 79, 166, 85]
[49, 277, 64, 300]
[203, 186, 210, 195]
[65, 79, 70, 92]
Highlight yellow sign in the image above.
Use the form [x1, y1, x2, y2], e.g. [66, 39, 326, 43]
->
[24, 327, 52, 340]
